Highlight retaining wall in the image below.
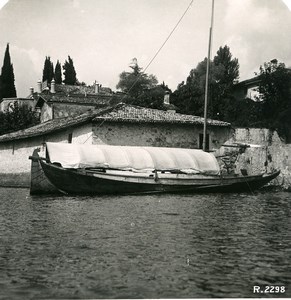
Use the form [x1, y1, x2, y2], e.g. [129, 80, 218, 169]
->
[216, 128, 291, 190]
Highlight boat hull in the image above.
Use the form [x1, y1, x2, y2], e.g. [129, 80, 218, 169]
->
[39, 160, 280, 195]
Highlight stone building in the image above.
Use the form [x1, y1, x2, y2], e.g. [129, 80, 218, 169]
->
[232, 76, 261, 101]
[0, 103, 231, 188]
[33, 80, 118, 122]
[0, 80, 118, 121]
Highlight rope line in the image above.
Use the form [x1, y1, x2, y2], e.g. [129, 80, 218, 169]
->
[117, 0, 195, 104]
[85, 0, 195, 138]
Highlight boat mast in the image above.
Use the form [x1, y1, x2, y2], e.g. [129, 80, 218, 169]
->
[203, 0, 215, 152]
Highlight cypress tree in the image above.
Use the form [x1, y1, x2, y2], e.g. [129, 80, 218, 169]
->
[0, 43, 17, 99]
[54, 60, 62, 84]
[63, 55, 77, 85]
[42, 56, 54, 83]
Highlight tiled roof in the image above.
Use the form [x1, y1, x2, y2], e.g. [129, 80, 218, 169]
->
[37, 94, 111, 105]
[0, 103, 230, 143]
[0, 97, 34, 103]
[0, 110, 99, 143]
[93, 103, 231, 127]
[54, 84, 113, 95]
[234, 76, 261, 87]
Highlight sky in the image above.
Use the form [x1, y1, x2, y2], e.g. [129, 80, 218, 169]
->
[0, 0, 291, 97]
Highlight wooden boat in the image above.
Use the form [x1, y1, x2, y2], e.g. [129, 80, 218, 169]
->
[34, 142, 280, 195]
[32, 1, 280, 196]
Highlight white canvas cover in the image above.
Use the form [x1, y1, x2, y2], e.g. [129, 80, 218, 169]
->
[46, 142, 220, 175]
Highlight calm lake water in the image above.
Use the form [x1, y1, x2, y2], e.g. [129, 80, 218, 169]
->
[0, 187, 290, 299]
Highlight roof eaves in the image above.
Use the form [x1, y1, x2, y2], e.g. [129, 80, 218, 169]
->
[93, 116, 230, 127]
[0, 112, 97, 143]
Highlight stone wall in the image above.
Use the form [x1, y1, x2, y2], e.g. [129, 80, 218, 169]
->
[0, 123, 92, 187]
[53, 103, 96, 119]
[93, 122, 231, 149]
[216, 128, 291, 190]
[0, 98, 35, 112]
[40, 102, 53, 123]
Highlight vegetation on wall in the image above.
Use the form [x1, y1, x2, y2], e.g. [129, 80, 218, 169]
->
[221, 59, 291, 142]
[256, 59, 291, 142]
[170, 45, 290, 141]
[0, 43, 17, 100]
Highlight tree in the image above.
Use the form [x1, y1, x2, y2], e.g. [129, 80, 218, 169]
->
[54, 60, 62, 84]
[42, 56, 54, 83]
[172, 59, 207, 116]
[213, 45, 239, 84]
[257, 59, 291, 141]
[172, 58, 213, 116]
[0, 43, 17, 99]
[210, 45, 240, 120]
[116, 58, 158, 104]
[63, 55, 77, 85]
[133, 83, 171, 109]
[0, 102, 40, 135]
[172, 45, 239, 119]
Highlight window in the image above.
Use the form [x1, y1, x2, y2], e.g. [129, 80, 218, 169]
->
[68, 133, 73, 143]
[199, 133, 209, 151]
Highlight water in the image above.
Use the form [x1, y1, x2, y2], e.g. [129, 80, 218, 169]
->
[0, 188, 290, 299]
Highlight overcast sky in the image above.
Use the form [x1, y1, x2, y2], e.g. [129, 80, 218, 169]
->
[0, 0, 291, 97]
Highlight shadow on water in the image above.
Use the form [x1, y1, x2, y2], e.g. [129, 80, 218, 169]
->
[0, 187, 290, 299]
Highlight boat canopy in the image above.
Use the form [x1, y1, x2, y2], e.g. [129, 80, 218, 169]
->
[45, 142, 220, 175]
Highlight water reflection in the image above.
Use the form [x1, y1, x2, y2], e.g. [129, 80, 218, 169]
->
[0, 188, 290, 299]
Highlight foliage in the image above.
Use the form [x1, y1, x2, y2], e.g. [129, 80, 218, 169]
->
[0, 43, 17, 99]
[172, 45, 239, 119]
[54, 60, 62, 84]
[116, 58, 160, 105]
[0, 102, 40, 135]
[213, 45, 239, 84]
[63, 56, 77, 85]
[131, 83, 171, 109]
[257, 59, 291, 141]
[223, 97, 262, 127]
[42, 56, 54, 83]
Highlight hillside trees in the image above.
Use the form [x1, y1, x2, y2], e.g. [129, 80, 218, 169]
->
[63, 55, 77, 85]
[42, 56, 54, 83]
[172, 45, 239, 120]
[0, 102, 39, 135]
[257, 59, 291, 141]
[54, 60, 62, 84]
[0, 43, 17, 99]
[211, 45, 239, 120]
[116, 58, 166, 107]
[41, 55, 77, 85]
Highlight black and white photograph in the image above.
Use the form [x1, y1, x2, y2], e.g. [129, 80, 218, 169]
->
[0, 0, 290, 299]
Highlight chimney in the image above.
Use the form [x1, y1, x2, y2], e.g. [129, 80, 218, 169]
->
[94, 81, 100, 94]
[51, 79, 56, 93]
[163, 91, 170, 105]
[37, 80, 42, 93]
[29, 87, 34, 96]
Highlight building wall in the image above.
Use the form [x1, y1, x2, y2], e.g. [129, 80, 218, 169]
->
[53, 103, 96, 119]
[40, 102, 53, 122]
[92, 122, 231, 149]
[246, 86, 260, 100]
[0, 123, 92, 187]
[0, 98, 35, 112]
[217, 128, 291, 189]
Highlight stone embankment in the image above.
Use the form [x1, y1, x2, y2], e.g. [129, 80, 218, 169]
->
[216, 128, 291, 191]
